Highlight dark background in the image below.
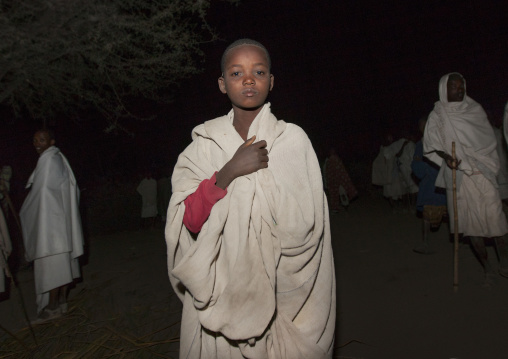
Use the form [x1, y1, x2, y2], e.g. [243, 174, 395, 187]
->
[2, 0, 508, 198]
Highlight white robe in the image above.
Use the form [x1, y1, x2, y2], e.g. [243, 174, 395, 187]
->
[165, 103, 336, 358]
[396, 140, 418, 194]
[0, 208, 11, 293]
[137, 178, 158, 218]
[503, 101, 508, 148]
[493, 127, 508, 199]
[380, 139, 418, 199]
[20, 146, 84, 313]
[424, 73, 508, 237]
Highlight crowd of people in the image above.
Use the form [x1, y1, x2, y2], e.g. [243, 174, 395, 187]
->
[2, 37, 508, 359]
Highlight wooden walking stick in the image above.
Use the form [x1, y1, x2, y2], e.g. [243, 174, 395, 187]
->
[452, 142, 459, 292]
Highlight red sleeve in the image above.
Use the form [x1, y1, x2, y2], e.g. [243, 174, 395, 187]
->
[183, 172, 227, 233]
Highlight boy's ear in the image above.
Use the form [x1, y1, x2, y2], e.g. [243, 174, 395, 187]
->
[218, 76, 227, 94]
[269, 74, 274, 91]
[50, 139, 56, 146]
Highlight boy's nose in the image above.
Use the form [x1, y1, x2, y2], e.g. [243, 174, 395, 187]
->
[243, 76, 255, 85]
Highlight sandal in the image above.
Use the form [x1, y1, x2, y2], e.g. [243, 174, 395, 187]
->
[60, 302, 68, 314]
[31, 306, 63, 325]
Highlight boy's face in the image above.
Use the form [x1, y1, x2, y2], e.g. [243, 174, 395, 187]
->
[218, 45, 274, 112]
[33, 131, 55, 155]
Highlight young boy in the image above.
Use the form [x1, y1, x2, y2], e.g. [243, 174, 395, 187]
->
[165, 39, 336, 358]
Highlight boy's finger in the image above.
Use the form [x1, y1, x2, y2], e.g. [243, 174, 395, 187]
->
[245, 135, 256, 146]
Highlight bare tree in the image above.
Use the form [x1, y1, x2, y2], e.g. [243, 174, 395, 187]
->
[1, 0, 238, 130]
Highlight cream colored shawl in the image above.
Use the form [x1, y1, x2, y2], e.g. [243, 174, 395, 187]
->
[0, 208, 12, 292]
[20, 146, 84, 262]
[424, 73, 499, 189]
[165, 103, 335, 358]
[504, 101, 508, 148]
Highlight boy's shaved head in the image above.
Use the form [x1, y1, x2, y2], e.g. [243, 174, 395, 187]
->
[221, 38, 271, 74]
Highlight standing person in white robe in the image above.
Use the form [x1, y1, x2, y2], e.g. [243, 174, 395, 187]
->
[379, 136, 405, 202]
[136, 171, 158, 228]
[165, 39, 335, 358]
[395, 137, 419, 208]
[491, 123, 508, 200]
[0, 207, 12, 293]
[0, 165, 12, 219]
[376, 135, 418, 210]
[503, 101, 508, 148]
[20, 129, 84, 322]
[424, 73, 508, 283]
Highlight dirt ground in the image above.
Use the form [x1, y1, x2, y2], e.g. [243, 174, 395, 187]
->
[2, 188, 508, 358]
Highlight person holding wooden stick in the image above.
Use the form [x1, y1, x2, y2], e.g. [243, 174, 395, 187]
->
[423, 73, 508, 286]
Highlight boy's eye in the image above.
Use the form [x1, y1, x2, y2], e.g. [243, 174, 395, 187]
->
[231, 72, 241, 77]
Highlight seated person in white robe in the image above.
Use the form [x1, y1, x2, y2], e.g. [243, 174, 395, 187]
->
[165, 39, 336, 359]
[20, 129, 84, 322]
[424, 73, 508, 284]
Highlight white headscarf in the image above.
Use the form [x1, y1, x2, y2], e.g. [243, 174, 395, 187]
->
[424, 72, 499, 184]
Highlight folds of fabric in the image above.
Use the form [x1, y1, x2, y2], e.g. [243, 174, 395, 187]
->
[397, 140, 419, 194]
[380, 139, 407, 199]
[448, 173, 508, 237]
[165, 103, 335, 358]
[0, 207, 12, 293]
[504, 101, 508, 148]
[35, 253, 81, 314]
[20, 147, 84, 262]
[493, 127, 508, 199]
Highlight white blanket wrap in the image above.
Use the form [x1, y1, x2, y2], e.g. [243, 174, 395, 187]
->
[20, 146, 84, 262]
[424, 73, 508, 236]
[165, 103, 336, 358]
[0, 207, 12, 293]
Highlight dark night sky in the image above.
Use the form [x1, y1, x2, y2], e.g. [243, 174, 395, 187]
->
[2, 0, 508, 186]
[161, 0, 508, 164]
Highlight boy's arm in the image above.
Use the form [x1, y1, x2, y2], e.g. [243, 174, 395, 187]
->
[183, 172, 227, 233]
[183, 135, 269, 233]
[215, 135, 268, 189]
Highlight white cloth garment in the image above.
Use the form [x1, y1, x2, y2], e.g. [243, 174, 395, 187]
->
[424, 73, 508, 237]
[396, 140, 418, 194]
[378, 139, 411, 199]
[0, 208, 12, 293]
[20, 146, 84, 313]
[493, 127, 508, 199]
[137, 178, 158, 218]
[165, 103, 336, 358]
[503, 101, 508, 148]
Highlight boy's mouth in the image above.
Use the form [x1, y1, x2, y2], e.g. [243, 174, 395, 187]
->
[242, 89, 258, 97]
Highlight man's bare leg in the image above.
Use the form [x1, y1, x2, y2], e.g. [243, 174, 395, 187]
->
[413, 219, 436, 254]
[494, 236, 508, 277]
[470, 236, 495, 286]
[48, 284, 69, 311]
